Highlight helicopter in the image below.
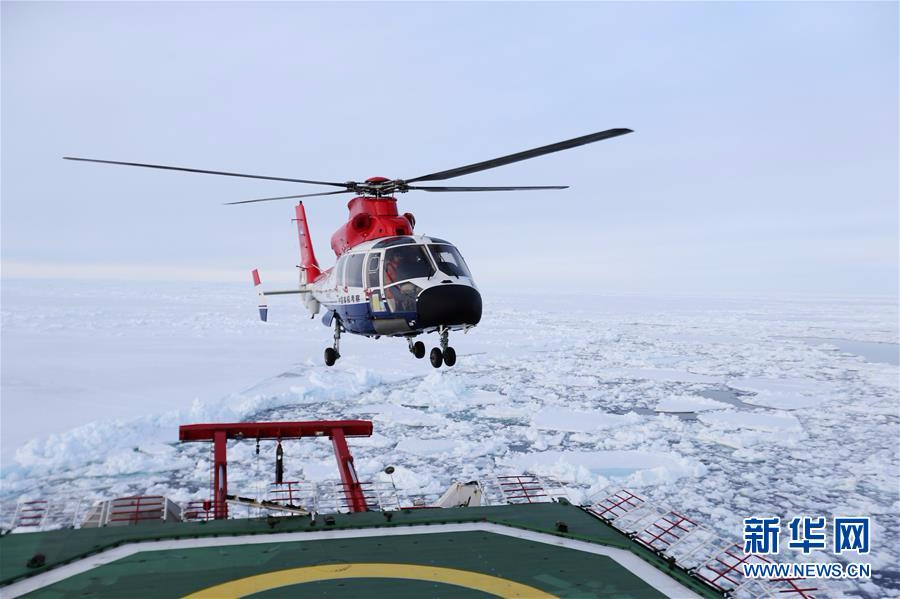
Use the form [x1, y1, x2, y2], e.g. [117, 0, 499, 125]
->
[64, 127, 632, 368]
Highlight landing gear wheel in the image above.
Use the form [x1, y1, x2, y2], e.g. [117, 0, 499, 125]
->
[413, 341, 426, 359]
[443, 346, 457, 367]
[429, 347, 443, 368]
[326, 317, 342, 366]
[324, 347, 338, 367]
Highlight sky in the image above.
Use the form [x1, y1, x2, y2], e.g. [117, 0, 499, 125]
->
[2, 1, 897, 296]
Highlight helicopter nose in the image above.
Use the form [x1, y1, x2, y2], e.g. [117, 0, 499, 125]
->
[416, 285, 482, 328]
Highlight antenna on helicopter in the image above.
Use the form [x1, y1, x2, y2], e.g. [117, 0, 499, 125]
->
[63, 127, 633, 203]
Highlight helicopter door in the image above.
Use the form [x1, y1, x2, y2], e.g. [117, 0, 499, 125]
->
[366, 252, 387, 313]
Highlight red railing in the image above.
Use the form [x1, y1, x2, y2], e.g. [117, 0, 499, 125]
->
[268, 481, 309, 507]
[588, 489, 644, 520]
[108, 496, 167, 524]
[496, 475, 548, 504]
[635, 511, 698, 552]
[694, 542, 769, 592]
[697, 547, 819, 597]
[182, 499, 216, 522]
[13, 500, 48, 528]
[331, 482, 378, 511]
[769, 577, 819, 598]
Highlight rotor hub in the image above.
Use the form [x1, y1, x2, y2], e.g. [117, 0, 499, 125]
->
[349, 177, 408, 198]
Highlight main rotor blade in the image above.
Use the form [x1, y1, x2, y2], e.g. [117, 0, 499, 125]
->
[224, 189, 354, 205]
[407, 185, 568, 192]
[406, 128, 633, 183]
[63, 157, 348, 188]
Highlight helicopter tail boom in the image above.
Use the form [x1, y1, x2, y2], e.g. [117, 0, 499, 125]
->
[251, 269, 313, 322]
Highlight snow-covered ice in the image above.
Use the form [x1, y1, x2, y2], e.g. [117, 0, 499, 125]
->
[698, 410, 804, 433]
[532, 406, 643, 432]
[728, 376, 835, 409]
[1, 279, 898, 596]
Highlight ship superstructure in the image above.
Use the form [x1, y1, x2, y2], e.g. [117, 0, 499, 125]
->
[1, 419, 822, 598]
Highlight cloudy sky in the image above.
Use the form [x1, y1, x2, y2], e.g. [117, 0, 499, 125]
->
[2, 1, 897, 295]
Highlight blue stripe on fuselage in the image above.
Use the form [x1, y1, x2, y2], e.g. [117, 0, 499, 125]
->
[334, 302, 377, 335]
[332, 302, 419, 336]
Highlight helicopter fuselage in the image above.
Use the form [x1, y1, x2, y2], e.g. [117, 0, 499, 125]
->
[253, 197, 482, 366]
[313, 233, 482, 338]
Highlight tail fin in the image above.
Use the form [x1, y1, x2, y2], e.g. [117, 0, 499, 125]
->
[252, 269, 268, 322]
[294, 202, 321, 284]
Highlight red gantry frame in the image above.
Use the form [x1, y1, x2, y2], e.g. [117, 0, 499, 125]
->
[179, 420, 373, 519]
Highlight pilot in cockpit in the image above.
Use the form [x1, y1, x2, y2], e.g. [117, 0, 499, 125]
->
[385, 254, 403, 284]
[385, 247, 430, 284]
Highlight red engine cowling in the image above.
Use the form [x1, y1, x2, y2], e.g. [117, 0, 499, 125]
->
[330, 197, 414, 256]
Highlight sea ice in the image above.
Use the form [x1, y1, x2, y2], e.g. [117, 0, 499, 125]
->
[1, 280, 897, 597]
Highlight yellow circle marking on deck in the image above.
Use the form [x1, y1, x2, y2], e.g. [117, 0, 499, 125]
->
[184, 562, 556, 598]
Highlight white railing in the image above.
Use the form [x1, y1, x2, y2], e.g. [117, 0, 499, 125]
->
[2, 472, 571, 531]
[7, 497, 87, 532]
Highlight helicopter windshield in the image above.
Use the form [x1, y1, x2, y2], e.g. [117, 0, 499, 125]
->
[428, 244, 471, 278]
[383, 245, 435, 284]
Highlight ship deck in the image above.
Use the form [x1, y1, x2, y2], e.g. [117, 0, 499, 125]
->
[1, 502, 720, 598]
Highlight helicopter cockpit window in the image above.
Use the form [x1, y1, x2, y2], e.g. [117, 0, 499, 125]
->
[365, 253, 381, 289]
[383, 245, 435, 284]
[385, 283, 419, 312]
[345, 253, 365, 288]
[428, 244, 471, 278]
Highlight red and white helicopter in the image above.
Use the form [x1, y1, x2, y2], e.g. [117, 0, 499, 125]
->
[65, 128, 631, 368]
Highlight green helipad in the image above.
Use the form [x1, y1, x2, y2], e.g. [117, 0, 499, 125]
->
[1, 503, 719, 598]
